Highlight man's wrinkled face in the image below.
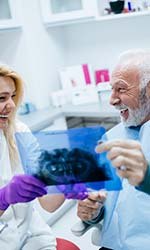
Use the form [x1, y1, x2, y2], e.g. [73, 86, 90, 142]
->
[109, 65, 150, 127]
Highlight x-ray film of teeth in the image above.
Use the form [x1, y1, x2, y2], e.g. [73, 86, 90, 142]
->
[32, 147, 112, 185]
[15, 126, 122, 192]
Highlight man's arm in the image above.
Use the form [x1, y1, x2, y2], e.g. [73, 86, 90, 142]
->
[136, 163, 150, 195]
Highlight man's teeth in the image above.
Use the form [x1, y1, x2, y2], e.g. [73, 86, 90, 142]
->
[120, 108, 128, 112]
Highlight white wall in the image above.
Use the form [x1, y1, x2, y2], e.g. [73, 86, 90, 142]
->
[0, 1, 149, 108]
[0, 0, 67, 109]
[63, 15, 150, 73]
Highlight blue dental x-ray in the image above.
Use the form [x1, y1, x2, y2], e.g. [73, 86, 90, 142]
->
[15, 126, 122, 193]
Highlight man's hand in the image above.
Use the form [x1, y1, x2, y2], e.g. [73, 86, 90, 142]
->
[95, 139, 148, 186]
[77, 191, 107, 221]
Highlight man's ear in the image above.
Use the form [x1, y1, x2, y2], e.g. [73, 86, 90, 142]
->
[146, 81, 150, 97]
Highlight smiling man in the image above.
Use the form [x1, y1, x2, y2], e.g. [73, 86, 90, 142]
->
[110, 53, 150, 127]
[76, 49, 150, 250]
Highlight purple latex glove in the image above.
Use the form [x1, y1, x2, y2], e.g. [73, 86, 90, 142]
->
[57, 183, 88, 200]
[0, 174, 47, 210]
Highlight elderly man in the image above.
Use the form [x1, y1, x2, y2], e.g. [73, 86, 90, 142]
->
[77, 49, 150, 250]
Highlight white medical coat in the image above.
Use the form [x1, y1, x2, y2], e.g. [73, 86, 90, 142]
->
[0, 122, 56, 250]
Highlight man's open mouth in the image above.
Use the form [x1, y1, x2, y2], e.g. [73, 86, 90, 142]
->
[120, 108, 129, 120]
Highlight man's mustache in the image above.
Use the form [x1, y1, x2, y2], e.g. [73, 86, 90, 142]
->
[114, 104, 128, 111]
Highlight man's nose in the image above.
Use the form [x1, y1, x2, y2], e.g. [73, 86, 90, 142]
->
[109, 92, 120, 106]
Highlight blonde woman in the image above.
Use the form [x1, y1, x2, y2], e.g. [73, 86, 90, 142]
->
[0, 64, 80, 250]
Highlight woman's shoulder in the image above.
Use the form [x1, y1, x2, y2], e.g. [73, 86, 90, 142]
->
[15, 119, 31, 133]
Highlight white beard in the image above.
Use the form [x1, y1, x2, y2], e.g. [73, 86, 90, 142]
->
[121, 93, 150, 127]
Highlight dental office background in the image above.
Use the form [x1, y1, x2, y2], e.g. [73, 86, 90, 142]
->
[0, 0, 150, 249]
[1, 0, 150, 110]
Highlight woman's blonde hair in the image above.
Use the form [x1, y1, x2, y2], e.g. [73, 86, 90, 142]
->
[0, 64, 24, 167]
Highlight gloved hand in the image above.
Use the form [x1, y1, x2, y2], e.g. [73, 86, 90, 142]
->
[57, 183, 88, 200]
[0, 174, 47, 210]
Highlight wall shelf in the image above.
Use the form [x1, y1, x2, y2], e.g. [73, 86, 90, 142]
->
[44, 10, 150, 28]
[40, 0, 96, 27]
[0, 0, 22, 31]
[44, 12, 95, 27]
[40, 0, 150, 27]
[0, 21, 22, 31]
[96, 10, 150, 22]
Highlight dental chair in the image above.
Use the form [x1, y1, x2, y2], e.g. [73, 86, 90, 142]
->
[71, 219, 103, 247]
[56, 238, 80, 250]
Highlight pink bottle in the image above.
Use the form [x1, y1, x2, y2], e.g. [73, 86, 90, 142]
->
[95, 69, 110, 85]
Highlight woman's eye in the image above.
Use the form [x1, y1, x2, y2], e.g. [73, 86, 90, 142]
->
[0, 96, 6, 101]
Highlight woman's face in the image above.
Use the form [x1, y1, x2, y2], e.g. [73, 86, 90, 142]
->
[0, 76, 16, 129]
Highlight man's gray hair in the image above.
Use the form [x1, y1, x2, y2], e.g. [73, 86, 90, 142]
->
[118, 49, 150, 89]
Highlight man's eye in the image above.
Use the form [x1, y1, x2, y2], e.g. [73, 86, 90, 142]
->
[118, 88, 126, 93]
[12, 94, 16, 98]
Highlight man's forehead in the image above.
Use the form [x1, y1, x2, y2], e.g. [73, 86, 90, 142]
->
[110, 79, 128, 87]
[112, 63, 138, 75]
[111, 65, 140, 86]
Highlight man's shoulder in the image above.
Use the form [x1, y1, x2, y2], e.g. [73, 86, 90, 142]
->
[105, 123, 125, 140]
[105, 122, 141, 140]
